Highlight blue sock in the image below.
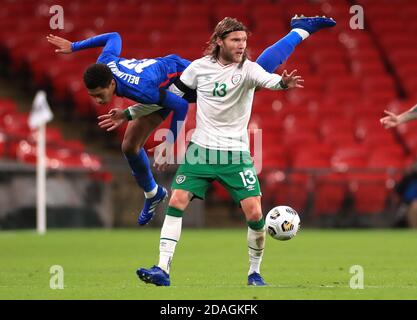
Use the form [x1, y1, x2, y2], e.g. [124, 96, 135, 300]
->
[124, 148, 157, 193]
[256, 31, 303, 73]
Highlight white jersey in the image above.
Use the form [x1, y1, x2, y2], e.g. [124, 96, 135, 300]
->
[180, 56, 284, 151]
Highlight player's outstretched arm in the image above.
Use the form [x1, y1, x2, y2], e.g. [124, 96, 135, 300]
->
[97, 108, 128, 131]
[249, 62, 303, 91]
[46, 34, 72, 54]
[380, 106, 417, 129]
[97, 103, 148, 131]
[280, 69, 304, 89]
[47, 32, 121, 58]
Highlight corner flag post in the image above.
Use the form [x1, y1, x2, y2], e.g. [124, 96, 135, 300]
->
[36, 123, 47, 235]
[28, 91, 53, 235]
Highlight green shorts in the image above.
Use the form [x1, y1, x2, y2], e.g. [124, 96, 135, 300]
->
[171, 142, 262, 203]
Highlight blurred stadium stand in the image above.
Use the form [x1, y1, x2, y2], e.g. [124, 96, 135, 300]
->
[1, 0, 416, 228]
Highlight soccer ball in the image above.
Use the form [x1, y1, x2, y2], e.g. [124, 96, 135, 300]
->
[265, 206, 300, 241]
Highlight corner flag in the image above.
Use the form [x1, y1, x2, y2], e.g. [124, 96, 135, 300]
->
[29, 90, 53, 129]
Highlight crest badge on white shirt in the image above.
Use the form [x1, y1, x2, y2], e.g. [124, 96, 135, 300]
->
[231, 74, 242, 85]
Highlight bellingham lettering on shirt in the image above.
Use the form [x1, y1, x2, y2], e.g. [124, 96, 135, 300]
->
[107, 61, 140, 85]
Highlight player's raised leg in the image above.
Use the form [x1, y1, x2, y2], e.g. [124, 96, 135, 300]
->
[122, 112, 168, 226]
[137, 189, 192, 286]
[256, 15, 336, 73]
[241, 196, 267, 286]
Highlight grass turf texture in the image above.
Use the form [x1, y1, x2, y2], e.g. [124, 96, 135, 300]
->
[0, 229, 416, 300]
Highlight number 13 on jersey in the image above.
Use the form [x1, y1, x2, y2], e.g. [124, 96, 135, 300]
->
[213, 82, 227, 97]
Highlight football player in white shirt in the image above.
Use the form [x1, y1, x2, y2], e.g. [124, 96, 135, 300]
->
[137, 17, 304, 287]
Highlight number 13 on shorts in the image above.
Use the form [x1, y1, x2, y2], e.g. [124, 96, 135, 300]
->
[239, 169, 257, 187]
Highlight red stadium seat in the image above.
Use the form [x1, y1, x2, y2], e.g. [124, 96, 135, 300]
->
[322, 131, 357, 148]
[313, 173, 348, 216]
[291, 144, 333, 169]
[178, 3, 210, 17]
[212, 181, 232, 202]
[58, 139, 86, 153]
[16, 139, 101, 170]
[349, 101, 386, 119]
[282, 115, 318, 134]
[317, 61, 350, 76]
[324, 75, 360, 94]
[0, 99, 17, 116]
[355, 117, 389, 140]
[360, 131, 398, 148]
[213, 4, 250, 27]
[282, 132, 321, 157]
[262, 152, 288, 171]
[331, 145, 369, 171]
[284, 3, 324, 20]
[68, 82, 97, 119]
[0, 132, 6, 158]
[254, 19, 286, 40]
[0, 112, 30, 139]
[320, 117, 354, 136]
[368, 150, 405, 169]
[352, 60, 386, 76]
[28, 127, 64, 145]
[349, 173, 392, 215]
[173, 18, 210, 34]
[273, 172, 310, 213]
[251, 4, 281, 22]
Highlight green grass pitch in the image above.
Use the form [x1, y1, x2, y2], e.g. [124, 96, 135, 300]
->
[0, 229, 416, 300]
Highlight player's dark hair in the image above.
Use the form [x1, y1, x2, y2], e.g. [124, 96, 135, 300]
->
[83, 63, 113, 89]
[204, 17, 250, 68]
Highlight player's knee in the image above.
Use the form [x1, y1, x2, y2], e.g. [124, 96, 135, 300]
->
[242, 200, 262, 222]
[121, 139, 138, 157]
[169, 190, 190, 210]
[246, 210, 263, 222]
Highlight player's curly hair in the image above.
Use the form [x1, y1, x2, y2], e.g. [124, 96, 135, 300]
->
[204, 17, 250, 68]
[83, 63, 113, 89]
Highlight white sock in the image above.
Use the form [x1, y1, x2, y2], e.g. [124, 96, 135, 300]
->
[158, 215, 182, 274]
[144, 185, 158, 199]
[247, 226, 266, 275]
[292, 28, 310, 40]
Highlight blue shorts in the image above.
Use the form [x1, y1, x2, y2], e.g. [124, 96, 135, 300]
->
[163, 54, 191, 74]
[154, 54, 192, 120]
[156, 108, 172, 119]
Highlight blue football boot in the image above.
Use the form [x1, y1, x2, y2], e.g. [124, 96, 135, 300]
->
[138, 185, 168, 226]
[291, 15, 336, 34]
[137, 265, 170, 286]
[247, 272, 267, 286]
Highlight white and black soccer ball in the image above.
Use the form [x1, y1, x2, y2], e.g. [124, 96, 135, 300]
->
[265, 206, 300, 241]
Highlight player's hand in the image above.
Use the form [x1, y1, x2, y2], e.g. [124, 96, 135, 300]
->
[380, 110, 400, 129]
[46, 34, 72, 54]
[281, 70, 304, 89]
[97, 108, 126, 131]
[148, 141, 174, 172]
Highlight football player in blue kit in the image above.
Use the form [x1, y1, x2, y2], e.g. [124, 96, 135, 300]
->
[46, 15, 335, 227]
